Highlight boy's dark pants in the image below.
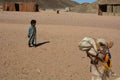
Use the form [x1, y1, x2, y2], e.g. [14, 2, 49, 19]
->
[28, 35, 36, 46]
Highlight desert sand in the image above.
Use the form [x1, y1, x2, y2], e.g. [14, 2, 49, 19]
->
[0, 11, 120, 80]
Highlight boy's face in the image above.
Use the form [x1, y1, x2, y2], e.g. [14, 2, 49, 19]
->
[32, 23, 36, 26]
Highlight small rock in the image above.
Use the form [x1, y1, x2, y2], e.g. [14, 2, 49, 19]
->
[36, 68, 41, 74]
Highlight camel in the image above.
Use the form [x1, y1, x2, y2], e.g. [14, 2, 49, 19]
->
[79, 37, 114, 80]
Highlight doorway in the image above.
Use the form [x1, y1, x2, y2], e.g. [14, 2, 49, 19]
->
[15, 3, 19, 11]
[35, 4, 39, 12]
[99, 5, 107, 12]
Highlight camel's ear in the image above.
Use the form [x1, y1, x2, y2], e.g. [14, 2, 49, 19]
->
[107, 41, 113, 48]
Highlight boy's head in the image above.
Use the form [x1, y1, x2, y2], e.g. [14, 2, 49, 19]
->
[31, 20, 36, 26]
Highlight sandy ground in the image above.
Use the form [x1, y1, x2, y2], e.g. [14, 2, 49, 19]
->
[0, 11, 120, 80]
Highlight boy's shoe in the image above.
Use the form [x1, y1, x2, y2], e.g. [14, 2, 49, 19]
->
[28, 43, 32, 47]
[33, 44, 37, 47]
[28, 45, 32, 47]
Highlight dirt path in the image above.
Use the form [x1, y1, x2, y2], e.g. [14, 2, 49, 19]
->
[0, 11, 120, 80]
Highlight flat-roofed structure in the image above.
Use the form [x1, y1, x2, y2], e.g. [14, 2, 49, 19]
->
[98, 0, 120, 16]
[2, 0, 39, 12]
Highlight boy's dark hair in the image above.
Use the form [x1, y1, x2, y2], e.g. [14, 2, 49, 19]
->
[31, 20, 36, 24]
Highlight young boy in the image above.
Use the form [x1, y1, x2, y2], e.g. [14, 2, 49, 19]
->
[28, 20, 37, 47]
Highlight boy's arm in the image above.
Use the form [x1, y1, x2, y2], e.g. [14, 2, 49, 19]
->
[28, 27, 31, 38]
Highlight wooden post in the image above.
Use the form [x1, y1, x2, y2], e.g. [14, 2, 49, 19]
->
[107, 5, 111, 15]
[113, 4, 116, 16]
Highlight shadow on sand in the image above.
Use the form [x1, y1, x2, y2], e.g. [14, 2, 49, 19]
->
[35, 41, 50, 47]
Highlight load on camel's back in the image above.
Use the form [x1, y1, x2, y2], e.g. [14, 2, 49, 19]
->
[78, 37, 116, 80]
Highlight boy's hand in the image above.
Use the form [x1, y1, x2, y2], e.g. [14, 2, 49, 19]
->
[28, 35, 30, 38]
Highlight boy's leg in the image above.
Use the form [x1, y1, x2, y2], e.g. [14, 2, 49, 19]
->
[28, 40, 32, 47]
[31, 36, 35, 46]
[32, 36, 36, 47]
[28, 36, 33, 47]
